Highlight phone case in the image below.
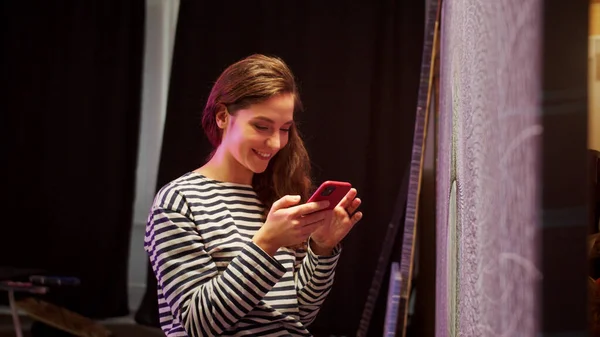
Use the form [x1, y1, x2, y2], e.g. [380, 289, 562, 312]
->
[307, 181, 352, 210]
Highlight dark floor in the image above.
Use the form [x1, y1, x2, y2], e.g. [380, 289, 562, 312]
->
[0, 313, 164, 337]
[0, 313, 354, 337]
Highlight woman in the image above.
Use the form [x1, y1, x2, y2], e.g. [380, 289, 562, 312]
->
[145, 54, 363, 336]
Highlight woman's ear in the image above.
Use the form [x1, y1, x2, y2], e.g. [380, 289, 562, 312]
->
[215, 106, 229, 129]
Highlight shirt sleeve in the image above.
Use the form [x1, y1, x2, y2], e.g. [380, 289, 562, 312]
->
[144, 189, 287, 337]
[293, 238, 342, 325]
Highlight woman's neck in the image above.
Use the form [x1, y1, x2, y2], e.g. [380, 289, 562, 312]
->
[195, 147, 253, 185]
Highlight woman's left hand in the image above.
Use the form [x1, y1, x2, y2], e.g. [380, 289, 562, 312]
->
[310, 188, 363, 255]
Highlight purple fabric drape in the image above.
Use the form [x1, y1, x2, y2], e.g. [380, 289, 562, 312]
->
[436, 0, 542, 335]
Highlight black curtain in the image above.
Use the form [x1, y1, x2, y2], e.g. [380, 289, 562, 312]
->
[136, 1, 424, 335]
[1, 1, 145, 318]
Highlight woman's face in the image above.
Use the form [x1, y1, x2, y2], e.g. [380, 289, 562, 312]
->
[219, 93, 295, 174]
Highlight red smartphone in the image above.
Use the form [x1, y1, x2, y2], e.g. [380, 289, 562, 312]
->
[307, 181, 352, 210]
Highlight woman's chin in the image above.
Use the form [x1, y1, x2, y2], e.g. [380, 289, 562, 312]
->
[247, 160, 271, 174]
[251, 166, 269, 174]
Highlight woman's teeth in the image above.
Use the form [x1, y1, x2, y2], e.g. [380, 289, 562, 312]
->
[255, 150, 272, 159]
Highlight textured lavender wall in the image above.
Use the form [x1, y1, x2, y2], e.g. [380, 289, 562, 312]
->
[436, 0, 543, 336]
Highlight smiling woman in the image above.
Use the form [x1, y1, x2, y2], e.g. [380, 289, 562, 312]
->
[202, 93, 296, 183]
[200, 54, 311, 213]
[144, 54, 363, 337]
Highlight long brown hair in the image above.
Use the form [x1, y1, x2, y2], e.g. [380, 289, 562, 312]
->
[201, 54, 313, 214]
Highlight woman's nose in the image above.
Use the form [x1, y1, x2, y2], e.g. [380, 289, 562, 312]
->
[266, 133, 281, 149]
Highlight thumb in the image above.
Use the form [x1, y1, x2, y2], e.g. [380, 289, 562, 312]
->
[271, 195, 302, 212]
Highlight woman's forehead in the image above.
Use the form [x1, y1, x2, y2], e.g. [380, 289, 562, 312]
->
[237, 94, 295, 122]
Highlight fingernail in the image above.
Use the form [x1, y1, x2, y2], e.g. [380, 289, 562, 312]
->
[320, 200, 330, 207]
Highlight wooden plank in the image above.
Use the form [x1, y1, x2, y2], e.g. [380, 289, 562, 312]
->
[396, 0, 442, 335]
[16, 298, 113, 337]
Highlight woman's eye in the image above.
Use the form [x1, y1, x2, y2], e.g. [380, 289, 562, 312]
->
[280, 128, 290, 132]
[254, 125, 268, 131]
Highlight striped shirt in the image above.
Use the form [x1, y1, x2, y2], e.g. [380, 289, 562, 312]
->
[144, 172, 341, 336]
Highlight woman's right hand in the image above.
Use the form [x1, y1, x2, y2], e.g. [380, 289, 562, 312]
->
[252, 195, 331, 256]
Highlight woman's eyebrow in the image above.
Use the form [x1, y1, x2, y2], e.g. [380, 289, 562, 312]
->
[253, 116, 294, 125]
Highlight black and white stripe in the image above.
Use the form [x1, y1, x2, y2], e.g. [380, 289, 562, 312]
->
[144, 172, 341, 336]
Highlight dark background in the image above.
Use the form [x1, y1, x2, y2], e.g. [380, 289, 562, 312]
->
[1, 0, 145, 318]
[2, 1, 426, 336]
